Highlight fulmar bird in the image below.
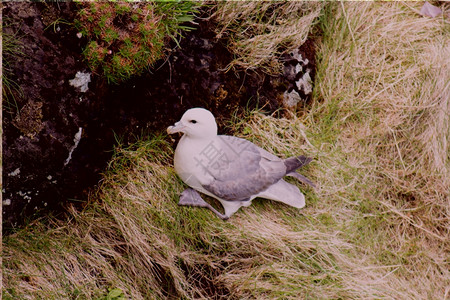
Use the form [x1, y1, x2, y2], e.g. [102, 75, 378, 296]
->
[167, 108, 315, 219]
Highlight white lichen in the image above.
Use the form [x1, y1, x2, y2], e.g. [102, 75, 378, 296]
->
[296, 71, 313, 95]
[283, 90, 302, 108]
[291, 49, 309, 65]
[8, 168, 21, 177]
[18, 191, 32, 201]
[64, 127, 83, 166]
[69, 71, 91, 93]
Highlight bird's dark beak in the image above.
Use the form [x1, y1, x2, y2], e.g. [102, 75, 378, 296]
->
[167, 121, 186, 134]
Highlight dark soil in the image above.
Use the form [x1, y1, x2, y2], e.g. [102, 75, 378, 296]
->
[2, 2, 316, 231]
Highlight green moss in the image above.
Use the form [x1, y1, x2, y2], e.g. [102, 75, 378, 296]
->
[103, 28, 119, 44]
[75, 1, 200, 84]
[115, 3, 131, 15]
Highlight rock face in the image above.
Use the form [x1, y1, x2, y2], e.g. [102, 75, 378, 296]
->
[2, 2, 315, 230]
[3, 2, 95, 228]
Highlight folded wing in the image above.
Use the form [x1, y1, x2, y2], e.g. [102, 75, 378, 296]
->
[201, 135, 286, 201]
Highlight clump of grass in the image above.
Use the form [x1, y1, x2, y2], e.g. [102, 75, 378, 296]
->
[75, 1, 199, 84]
[307, 1, 449, 296]
[313, 1, 449, 240]
[212, 2, 323, 74]
[2, 22, 24, 114]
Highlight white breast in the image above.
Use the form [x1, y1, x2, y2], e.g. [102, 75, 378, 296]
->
[174, 135, 215, 191]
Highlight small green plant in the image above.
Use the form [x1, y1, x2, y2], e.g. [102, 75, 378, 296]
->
[44, 18, 72, 33]
[75, 1, 199, 84]
[104, 288, 125, 300]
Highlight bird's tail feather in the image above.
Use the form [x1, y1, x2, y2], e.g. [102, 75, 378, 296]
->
[283, 155, 315, 187]
[284, 155, 312, 174]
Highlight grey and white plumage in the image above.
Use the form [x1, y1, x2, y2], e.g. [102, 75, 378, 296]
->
[167, 108, 315, 219]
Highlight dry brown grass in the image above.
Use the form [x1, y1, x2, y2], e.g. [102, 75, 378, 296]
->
[211, 1, 323, 74]
[306, 1, 449, 297]
[313, 1, 449, 241]
[3, 2, 449, 299]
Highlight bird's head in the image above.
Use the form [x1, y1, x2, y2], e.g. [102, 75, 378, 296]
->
[167, 108, 218, 139]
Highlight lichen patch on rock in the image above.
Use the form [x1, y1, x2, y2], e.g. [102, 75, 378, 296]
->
[12, 101, 44, 139]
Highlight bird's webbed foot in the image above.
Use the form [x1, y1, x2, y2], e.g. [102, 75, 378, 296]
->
[178, 188, 228, 220]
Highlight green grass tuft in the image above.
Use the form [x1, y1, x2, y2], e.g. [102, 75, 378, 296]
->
[2, 22, 24, 114]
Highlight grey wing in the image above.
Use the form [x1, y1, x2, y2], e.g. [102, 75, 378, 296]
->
[201, 135, 286, 201]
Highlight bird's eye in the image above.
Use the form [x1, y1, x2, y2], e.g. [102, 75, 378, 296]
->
[189, 120, 197, 124]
